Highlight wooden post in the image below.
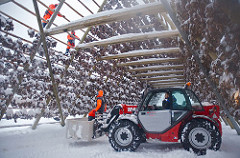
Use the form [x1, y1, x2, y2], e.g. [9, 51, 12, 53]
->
[234, 117, 240, 126]
[221, 116, 229, 126]
[32, 97, 51, 130]
[33, 0, 65, 126]
[226, 117, 235, 129]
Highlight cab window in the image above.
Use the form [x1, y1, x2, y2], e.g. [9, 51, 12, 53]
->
[141, 91, 168, 111]
[172, 91, 190, 110]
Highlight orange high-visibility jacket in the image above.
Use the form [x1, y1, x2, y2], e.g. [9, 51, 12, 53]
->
[95, 90, 104, 112]
[43, 4, 62, 22]
[67, 33, 79, 41]
[88, 90, 107, 117]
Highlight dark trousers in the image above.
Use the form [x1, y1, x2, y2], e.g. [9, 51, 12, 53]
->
[42, 22, 47, 28]
[88, 116, 95, 121]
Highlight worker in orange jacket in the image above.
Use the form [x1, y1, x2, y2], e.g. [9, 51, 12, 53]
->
[42, 4, 65, 28]
[88, 90, 107, 121]
[65, 30, 80, 56]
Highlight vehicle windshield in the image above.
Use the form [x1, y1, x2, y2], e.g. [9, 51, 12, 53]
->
[185, 90, 203, 111]
[140, 91, 153, 111]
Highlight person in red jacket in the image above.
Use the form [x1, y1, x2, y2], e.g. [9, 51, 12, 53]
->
[65, 30, 80, 56]
[88, 90, 107, 121]
[42, 4, 65, 28]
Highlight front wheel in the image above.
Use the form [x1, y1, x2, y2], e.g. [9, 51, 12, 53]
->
[181, 119, 221, 155]
[108, 120, 141, 151]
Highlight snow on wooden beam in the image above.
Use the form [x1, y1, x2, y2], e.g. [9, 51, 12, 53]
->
[118, 57, 181, 67]
[133, 70, 184, 77]
[139, 24, 155, 29]
[152, 82, 185, 87]
[152, 83, 184, 88]
[45, 2, 165, 36]
[139, 75, 184, 81]
[98, 47, 180, 61]
[161, 12, 176, 30]
[77, 30, 179, 48]
[128, 64, 184, 72]
[148, 79, 185, 84]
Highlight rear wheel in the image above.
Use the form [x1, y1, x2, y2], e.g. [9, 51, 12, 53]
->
[108, 120, 141, 151]
[181, 120, 221, 155]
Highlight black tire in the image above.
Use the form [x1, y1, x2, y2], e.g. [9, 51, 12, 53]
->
[108, 120, 141, 151]
[181, 119, 221, 155]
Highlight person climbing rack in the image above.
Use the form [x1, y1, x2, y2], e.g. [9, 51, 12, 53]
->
[65, 30, 80, 56]
[42, 3, 65, 28]
[184, 82, 191, 89]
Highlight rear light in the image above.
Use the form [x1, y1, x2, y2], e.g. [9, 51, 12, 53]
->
[210, 105, 219, 119]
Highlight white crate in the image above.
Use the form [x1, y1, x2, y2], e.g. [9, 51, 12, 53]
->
[66, 117, 94, 141]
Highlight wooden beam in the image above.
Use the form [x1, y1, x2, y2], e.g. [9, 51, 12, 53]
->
[133, 70, 184, 77]
[118, 57, 181, 67]
[151, 82, 185, 88]
[157, 13, 168, 30]
[12, 0, 54, 25]
[63, 0, 84, 17]
[128, 64, 184, 72]
[0, 30, 32, 43]
[77, 30, 179, 48]
[161, 12, 176, 30]
[139, 75, 184, 81]
[98, 47, 180, 61]
[139, 24, 155, 29]
[33, 0, 64, 126]
[45, 2, 165, 36]
[78, 0, 94, 14]
[208, 52, 217, 60]
[92, 0, 100, 8]
[149, 79, 185, 84]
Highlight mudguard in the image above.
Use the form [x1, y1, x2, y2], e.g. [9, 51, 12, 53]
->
[102, 104, 138, 131]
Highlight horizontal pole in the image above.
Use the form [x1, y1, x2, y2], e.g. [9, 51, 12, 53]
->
[151, 82, 184, 88]
[77, 30, 179, 48]
[133, 70, 184, 77]
[148, 79, 185, 84]
[139, 75, 185, 81]
[11, 0, 54, 25]
[0, 10, 70, 47]
[139, 24, 155, 29]
[128, 64, 184, 72]
[0, 29, 32, 43]
[161, 12, 176, 30]
[118, 57, 181, 67]
[78, 0, 93, 14]
[45, 2, 165, 36]
[92, 0, 100, 8]
[98, 47, 180, 60]
[62, 0, 84, 17]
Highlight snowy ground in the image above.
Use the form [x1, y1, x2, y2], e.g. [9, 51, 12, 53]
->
[0, 118, 239, 158]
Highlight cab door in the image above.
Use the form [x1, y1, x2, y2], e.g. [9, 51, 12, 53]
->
[138, 91, 171, 133]
[171, 90, 191, 124]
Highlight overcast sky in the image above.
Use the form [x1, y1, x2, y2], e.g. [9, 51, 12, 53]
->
[0, 0, 104, 52]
